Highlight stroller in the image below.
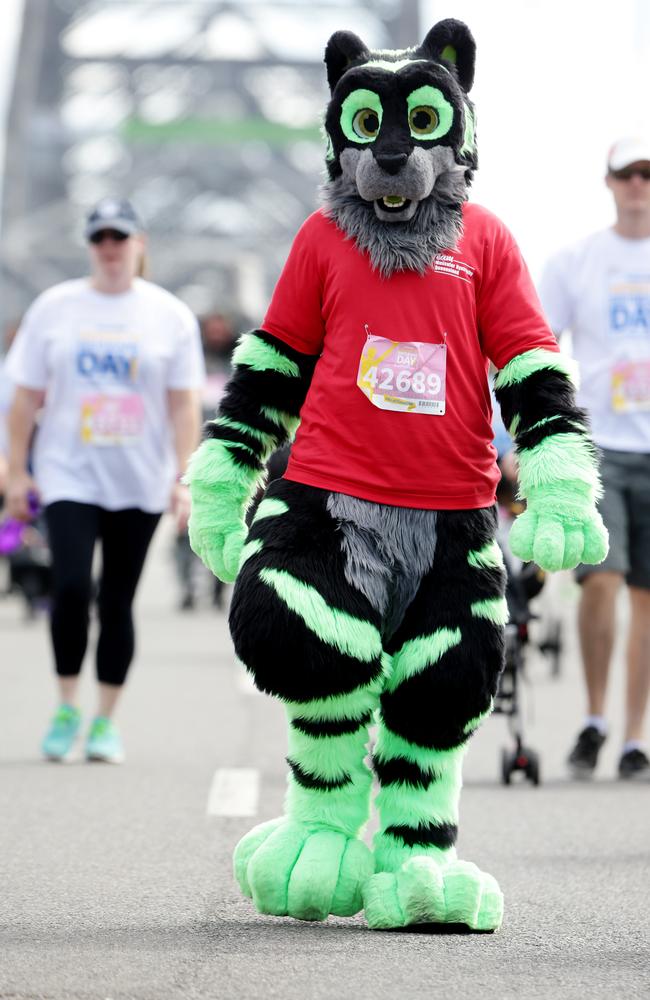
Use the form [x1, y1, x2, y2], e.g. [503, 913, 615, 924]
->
[492, 482, 563, 787]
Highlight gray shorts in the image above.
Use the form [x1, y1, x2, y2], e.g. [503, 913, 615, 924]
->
[576, 448, 650, 588]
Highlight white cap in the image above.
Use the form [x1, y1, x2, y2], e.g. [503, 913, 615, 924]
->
[608, 137, 650, 171]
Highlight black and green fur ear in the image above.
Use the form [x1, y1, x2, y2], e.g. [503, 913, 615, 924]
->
[324, 30, 370, 93]
[418, 19, 476, 93]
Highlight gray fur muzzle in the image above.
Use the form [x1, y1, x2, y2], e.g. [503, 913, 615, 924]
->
[340, 146, 459, 222]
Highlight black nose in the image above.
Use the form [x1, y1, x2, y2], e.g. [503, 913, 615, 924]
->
[374, 152, 408, 175]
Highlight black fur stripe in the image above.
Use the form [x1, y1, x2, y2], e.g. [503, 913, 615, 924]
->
[516, 414, 588, 451]
[287, 758, 352, 791]
[495, 369, 587, 440]
[204, 421, 265, 458]
[384, 822, 458, 848]
[291, 710, 373, 738]
[218, 440, 263, 473]
[373, 755, 440, 790]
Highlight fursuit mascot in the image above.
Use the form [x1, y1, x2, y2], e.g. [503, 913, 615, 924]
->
[187, 19, 608, 931]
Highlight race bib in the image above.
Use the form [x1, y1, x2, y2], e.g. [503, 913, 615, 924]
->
[357, 333, 446, 414]
[80, 393, 145, 445]
[611, 360, 650, 412]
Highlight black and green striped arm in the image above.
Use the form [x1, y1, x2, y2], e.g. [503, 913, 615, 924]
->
[493, 347, 598, 494]
[204, 328, 319, 474]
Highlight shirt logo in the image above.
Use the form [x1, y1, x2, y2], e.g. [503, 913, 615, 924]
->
[608, 274, 650, 337]
[75, 328, 140, 384]
[433, 253, 475, 284]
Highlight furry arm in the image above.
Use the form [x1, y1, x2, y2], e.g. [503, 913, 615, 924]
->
[494, 348, 608, 572]
[186, 329, 318, 581]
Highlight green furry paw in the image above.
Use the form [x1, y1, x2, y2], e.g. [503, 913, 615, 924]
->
[509, 483, 608, 572]
[186, 439, 258, 582]
[234, 818, 374, 921]
[363, 857, 503, 931]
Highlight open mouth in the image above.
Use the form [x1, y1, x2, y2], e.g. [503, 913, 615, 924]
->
[377, 196, 411, 213]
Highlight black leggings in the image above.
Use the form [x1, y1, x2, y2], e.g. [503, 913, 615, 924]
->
[45, 501, 160, 686]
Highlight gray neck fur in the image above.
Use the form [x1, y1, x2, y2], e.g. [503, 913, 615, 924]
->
[320, 167, 468, 277]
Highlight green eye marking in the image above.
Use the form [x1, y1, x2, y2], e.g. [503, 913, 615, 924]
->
[406, 85, 454, 141]
[340, 88, 383, 144]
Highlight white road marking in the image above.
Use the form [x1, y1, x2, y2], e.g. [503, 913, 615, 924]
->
[206, 767, 260, 817]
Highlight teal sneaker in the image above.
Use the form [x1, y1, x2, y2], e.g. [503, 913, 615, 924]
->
[41, 704, 82, 761]
[85, 717, 124, 764]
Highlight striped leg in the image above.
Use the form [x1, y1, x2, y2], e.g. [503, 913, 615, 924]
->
[363, 507, 506, 931]
[230, 480, 383, 921]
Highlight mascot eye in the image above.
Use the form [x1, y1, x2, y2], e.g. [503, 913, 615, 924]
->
[409, 106, 439, 135]
[353, 109, 380, 139]
[340, 88, 383, 144]
[406, 86, 454, 142]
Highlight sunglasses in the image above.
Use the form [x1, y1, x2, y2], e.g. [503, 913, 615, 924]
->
[88, 229, 130, 244]
[610, 167, 650, 181]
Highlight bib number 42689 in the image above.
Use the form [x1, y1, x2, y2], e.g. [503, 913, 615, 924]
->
[357, 333, 446, 415]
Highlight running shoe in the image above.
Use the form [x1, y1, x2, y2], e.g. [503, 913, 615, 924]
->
[85, 717, 124, 764]
[618, 748, 650, 780]
[41, 704, 82, 761]
[567, 725, 606, 778]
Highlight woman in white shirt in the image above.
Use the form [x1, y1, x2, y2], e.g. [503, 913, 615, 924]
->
[5, 198, 205, 763]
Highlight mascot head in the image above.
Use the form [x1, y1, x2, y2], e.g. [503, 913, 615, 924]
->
[321, 19, 477, 276]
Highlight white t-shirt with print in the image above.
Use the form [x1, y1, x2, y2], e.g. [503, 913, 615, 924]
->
[4, 278, 205, 512]
[539, 229, 650, 452]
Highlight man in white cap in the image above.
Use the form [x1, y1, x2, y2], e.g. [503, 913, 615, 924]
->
[539, 137, 650, 781]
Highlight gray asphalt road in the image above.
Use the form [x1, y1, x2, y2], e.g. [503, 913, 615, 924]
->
[1, 523, 649, 1000]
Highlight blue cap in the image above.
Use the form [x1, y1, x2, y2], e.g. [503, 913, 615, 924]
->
[84, 198, 142, 239]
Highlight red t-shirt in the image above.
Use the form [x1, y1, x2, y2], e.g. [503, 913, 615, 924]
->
[262, 203, 558, 509]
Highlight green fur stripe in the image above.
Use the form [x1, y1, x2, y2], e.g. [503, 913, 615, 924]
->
[375, 781, 459, 828]
[259, 568, 382, 663]
[261, 405, 301, 438]
[470, 597, 509, 625]
[524, 413, 584, 436]
[252, 498, 289, 524]
[285, 685, 380, 723]
[387, 628, 462, 693]
[185, 437, 259, 493]
[463, 700, 494, 734]
[232, 332, 300, 377]
[223, 439, 257, 458]
[375, 725, 466, 772]
[494, 347, 578, 389]
[239, 538, 263, 569]
[517, 432, 601, 495]
[288, 728, 371, 781]
[467, 540, 504, 571]
[460, 103, 475, 155]
[212, 415, 276, 447]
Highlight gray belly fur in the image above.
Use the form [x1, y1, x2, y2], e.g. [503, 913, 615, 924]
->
[326, 492, 438, 640]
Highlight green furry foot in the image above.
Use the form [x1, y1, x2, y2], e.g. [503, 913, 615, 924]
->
[234, 818, 374, 921]
[363, 857, 503, 931]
